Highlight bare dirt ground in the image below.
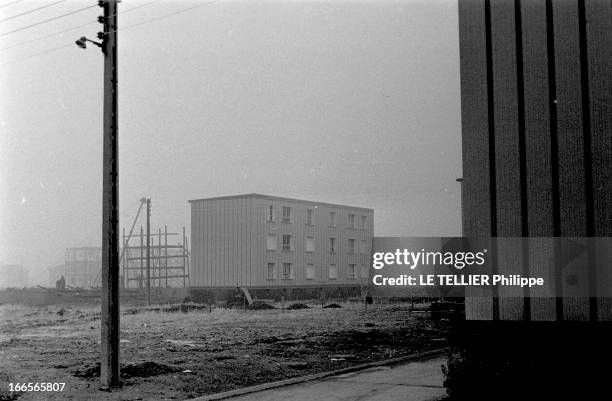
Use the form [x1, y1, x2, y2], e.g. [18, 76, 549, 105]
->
[0, 301, 449, 400]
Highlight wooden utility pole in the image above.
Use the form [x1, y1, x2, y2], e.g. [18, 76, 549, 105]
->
[140, 226, 144, 288]
[100, 0, 120, 389]
[182, 226, 187, 288]
[146, 198, 151, 305]
[122, 227, 126, 288]
[158, 227, 162, 288]
[164, 225, 168, 288]
[456, 177, 464, 235]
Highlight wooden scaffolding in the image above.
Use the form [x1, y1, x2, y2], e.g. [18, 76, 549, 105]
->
[122, 226, 189, 289]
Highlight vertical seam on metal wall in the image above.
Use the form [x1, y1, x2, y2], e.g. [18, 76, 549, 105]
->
[545, 0, 561, 236]
[514, 0, 531, 321]
[577, 0, 594, 238]
[515, 0, 528, 239]
[577, 0, 597, 321]
[545, 0, 563, 322]
[484, 0, 499, 321]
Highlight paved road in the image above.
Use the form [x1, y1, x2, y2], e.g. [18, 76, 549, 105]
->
[220, 357, 446, 401]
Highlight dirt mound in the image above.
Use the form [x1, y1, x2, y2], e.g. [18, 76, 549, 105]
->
[225, 297, 247, 308]
[163, 303, 209, 313]
[0, 371, 19, 400]
[247, 301, 275, 310]
[286, 303, 310, 310]
[72, 364, 100, 379]
[73, 361, 180, 380]
[253, 335, 304, 345]
[256, 335, 283, 344]
[323, 303, 342, 309]
[121, 361, 181, 378]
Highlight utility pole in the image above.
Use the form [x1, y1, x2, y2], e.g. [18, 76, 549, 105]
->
[164, 225, 168, 288]
[158, 227, 162, 288]
[99, 0, 120, 389]
[122, 227, 126, 288]
[183, 226, 187, 288]
[456, 178, 464, 236]
[140, 226, 144, 289]
[146, 198, 151, 305]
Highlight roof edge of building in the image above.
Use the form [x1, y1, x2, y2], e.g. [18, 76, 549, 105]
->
[187, 193, 374, 212]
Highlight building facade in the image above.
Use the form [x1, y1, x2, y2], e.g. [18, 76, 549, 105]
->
[459, 0, 611, 321]
[0, 263, 28, 289]
[449, 2, 612, 398]
[51, 247, 102, 288]
[189, 194, 373, 289]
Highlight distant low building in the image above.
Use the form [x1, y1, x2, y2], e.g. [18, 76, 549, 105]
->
[47, 263, 68, 288]
[0, 262, 29, 289]
[48, 247, 102, 288]
[189, 194, 374, 290]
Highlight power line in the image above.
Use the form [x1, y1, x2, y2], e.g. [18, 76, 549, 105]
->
[0, 0, 68, 23]
[0, 3, 97, 38]
[0, 0, 24, 10]
[1, 0, 163, 51]
[0, 20, 93, 51]
[1, 0, 221, 66]
[0, 42, 73, 66]
[102, 0, 164, 22]
[105, 0, 220, 36]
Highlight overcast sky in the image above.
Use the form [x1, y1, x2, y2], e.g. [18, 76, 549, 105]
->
[0, 0, 462, 283]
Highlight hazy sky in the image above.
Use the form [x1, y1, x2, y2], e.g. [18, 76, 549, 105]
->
[0, 0, 462, 282]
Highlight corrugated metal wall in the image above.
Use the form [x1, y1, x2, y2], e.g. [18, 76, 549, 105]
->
[459, 0, 612, 321]
[190, 197, 253, 287]
[190, 195, 373, 288]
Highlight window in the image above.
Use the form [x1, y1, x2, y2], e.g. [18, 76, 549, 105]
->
[282, 206, 292, 223]
[360, 240, 367, 254]
[306, 209, 314, 225]
[267, 263, 276, 280]
[267, 205, 275, 222]
[282, 234, 292, 251]
[348, 214, 356, 229]
[348, 239, 356, 254]
[306, 264, 315, 280]
[266, 234, 277, 251]
[360, 215, 367, 229]
[282, 263, 293, 279]
[329, 211, 336, 227]
[328, 264, 338, 279]
[360, 264, 369, 279]
[348, 264, 356, 279]
[306, 236, 315, 252]
[329, 237, 336, 253]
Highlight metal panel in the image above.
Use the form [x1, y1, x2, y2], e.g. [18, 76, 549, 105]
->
[491, 0, 525, 321]
[553, 0, 589, 320]
[522, 0, 557, 321]
[584, 1, 612, 321]
[459, 0, 495, 320]
[460, 0, 611, 321]
[553, 0, 587, 237]
[586, 1, 612, 238]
